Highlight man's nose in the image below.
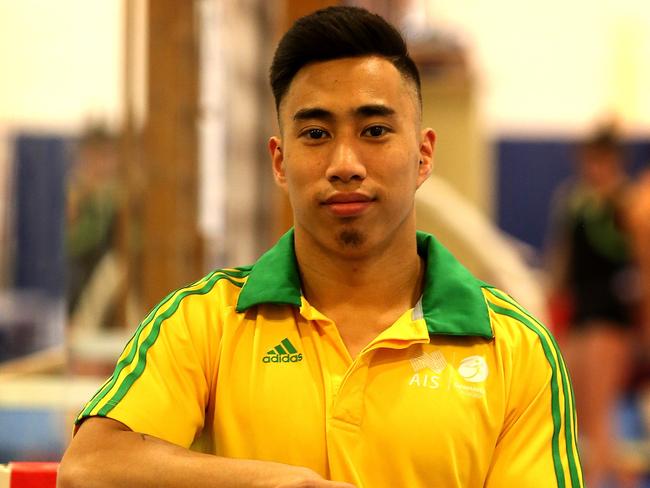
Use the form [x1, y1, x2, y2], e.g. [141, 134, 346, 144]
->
[325, 139, 367, 183]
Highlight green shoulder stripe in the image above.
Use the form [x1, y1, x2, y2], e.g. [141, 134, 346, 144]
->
[77, 280, 199, 421]
[485, 287, 581, 459]
[485, 288, 581, 448]
[77, 269, 247, 421]
[96, 271, 244, 417]
[219, 265, 253, 279]
[484, 288, 582, 487]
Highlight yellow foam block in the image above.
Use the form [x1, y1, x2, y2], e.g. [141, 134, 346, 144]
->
[0, 464, 10, 488]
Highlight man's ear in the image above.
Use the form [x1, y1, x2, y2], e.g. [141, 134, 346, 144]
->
[416, 128, 436, 188]
[269, 136, 286, 190]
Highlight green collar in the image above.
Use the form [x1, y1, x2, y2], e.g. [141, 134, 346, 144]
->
[236, 229, 493, 338]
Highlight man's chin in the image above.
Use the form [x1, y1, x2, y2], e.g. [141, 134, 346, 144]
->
[336, 228, 367, 248]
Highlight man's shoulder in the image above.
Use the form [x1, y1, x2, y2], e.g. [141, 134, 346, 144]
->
[480, 286, 558, 356]
[191, 266, 253, 292]
[158, 266, 255, 312]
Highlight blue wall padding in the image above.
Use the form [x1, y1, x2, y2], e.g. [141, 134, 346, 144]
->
[13, 135, 69, 298]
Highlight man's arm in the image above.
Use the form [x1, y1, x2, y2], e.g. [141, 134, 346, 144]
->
[58, 417, 355, 488]
[482, 288, 583, 487]
[482, 364, 583, 487]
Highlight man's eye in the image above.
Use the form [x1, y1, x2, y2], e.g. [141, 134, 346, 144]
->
[307, 128, 327, 139]
[364, 126, 388, 137]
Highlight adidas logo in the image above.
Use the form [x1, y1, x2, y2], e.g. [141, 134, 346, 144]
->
[262, 338, 303, 363]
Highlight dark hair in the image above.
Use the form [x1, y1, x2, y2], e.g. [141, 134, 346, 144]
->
[80, 123, 115, 148]
[581, 123, 623, 155]
[269, 6, 421, 112]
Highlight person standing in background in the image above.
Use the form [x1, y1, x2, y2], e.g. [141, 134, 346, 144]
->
[66, 127, 119, 323]
[547, 125, 637, 487]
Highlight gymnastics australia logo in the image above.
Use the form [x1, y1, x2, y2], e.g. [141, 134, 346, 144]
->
[457, 355, 489, 382]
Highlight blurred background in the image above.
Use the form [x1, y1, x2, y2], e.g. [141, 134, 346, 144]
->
[0, 0, 649, 486]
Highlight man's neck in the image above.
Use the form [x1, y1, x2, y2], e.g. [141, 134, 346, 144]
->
[294, 226, 424, 320]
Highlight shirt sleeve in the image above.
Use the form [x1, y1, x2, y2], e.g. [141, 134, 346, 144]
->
[74, 278, 220, 448]
[483, 289, 584, 488]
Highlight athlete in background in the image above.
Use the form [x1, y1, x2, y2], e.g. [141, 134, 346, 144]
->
[547, 126, 636, 487]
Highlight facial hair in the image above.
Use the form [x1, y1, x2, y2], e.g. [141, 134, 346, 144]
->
[337, 228, 366, 247]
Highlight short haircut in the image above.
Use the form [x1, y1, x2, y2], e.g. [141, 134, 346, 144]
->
[269, 6, 421, 113]
[581, 123, 623, 156]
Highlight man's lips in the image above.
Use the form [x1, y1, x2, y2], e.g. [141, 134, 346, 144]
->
[322, 193, 374, 217]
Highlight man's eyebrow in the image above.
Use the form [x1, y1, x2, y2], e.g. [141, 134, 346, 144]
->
[354, 104, 396, 118]
[292, 105, 397, 122]
[292, 107, 334, 122]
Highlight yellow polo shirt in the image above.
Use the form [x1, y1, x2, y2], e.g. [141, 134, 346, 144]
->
[76, 229, 583, 487]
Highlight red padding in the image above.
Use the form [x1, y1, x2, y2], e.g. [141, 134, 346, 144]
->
[9, 463, 58, 488]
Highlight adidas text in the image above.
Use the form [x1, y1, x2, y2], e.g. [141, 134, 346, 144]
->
[263, 353, 303, 363]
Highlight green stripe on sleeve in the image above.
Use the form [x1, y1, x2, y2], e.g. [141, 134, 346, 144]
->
[485, 288, 582, 487]
[77, 286, 180, 420]
[78, 271, 218, 419]
[77, 270, 244, 421]
[96, 272, 242, 417]
[219, 266, 253, 279]
[485, 288, 582, 486]
[487, 301, 565, 485]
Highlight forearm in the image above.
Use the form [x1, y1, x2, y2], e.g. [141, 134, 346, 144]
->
[59, 429, 243, 488]
[58, 419, 343, 488]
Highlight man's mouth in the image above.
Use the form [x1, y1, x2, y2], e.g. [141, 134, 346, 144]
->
[322, 192, 374, 217]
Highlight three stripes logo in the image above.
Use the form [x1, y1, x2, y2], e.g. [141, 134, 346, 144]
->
[262, 338, 303, 363]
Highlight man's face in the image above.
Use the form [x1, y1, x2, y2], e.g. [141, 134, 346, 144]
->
[269, 56, 435, 256]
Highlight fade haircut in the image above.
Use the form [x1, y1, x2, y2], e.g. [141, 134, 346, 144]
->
[269, 6, 421, 113]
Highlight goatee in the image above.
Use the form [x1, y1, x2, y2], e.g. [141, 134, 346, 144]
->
[337, 229, 366, 247]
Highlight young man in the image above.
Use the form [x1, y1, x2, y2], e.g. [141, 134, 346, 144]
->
[59, 7, 583, 488]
